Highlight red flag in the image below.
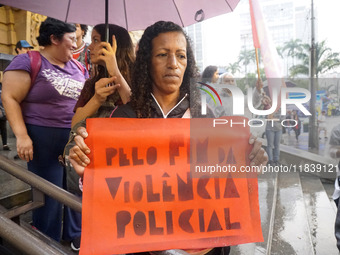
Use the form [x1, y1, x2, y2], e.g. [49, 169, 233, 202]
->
[249, 0, 260, 49]
[249, 0, 286, 107]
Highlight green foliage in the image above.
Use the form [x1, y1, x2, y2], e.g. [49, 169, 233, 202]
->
[289, 78, 310, 89]
[226, 62, 241, 75]
[229, 40, 340, 80]
[289, 40, 340, 77]
[276, 46, 284, 58]
[235, 72, 266, 93]
[282, 39, 303, 64]
[238, 49, 256, 75]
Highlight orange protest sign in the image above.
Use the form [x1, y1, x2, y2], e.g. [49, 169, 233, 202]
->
[80, 117, 263, 255]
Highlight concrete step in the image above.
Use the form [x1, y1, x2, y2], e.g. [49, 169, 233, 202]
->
[0, 189, 31, 210]
[230, 172, 278, 255]
[300, 173, 338, 255]
[320, 178, 338, 213]
[271, 172, 314, 255]
[0, 168, 29, 197]
[0, 169, 31, 209]
[0, 148, 31, 209]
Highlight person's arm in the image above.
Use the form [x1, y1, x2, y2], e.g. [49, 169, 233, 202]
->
[252, 79, 271, 110]
[68, 127, 90, 177]
[71, 76, 117, 127]
[71, 36, 131, 128]
[2, 70, 33, 161]
[98, 35, 131, 104]
[248, 134, 268, 167]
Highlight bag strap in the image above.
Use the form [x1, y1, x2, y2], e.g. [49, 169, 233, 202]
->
[28, 51, 42, 86]
[28, 51, 85, 85]
[71, 58, 85, 75]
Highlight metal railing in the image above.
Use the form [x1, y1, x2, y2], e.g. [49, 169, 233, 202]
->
[0, 155, 190, 255]
[0, 155, 81, 255]
[0, 213, 67, 255]
[0, 155, 81, 213]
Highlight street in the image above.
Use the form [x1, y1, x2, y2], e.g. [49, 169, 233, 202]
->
[282, 115, 340, 157]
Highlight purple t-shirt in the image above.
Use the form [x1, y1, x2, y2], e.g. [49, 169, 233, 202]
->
[5, 53, 88, 128]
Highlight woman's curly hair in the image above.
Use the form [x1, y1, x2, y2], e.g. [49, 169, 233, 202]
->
[130, 21, 200, 118]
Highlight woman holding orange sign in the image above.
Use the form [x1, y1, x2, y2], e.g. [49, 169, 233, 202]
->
[68, 21, 268, 254]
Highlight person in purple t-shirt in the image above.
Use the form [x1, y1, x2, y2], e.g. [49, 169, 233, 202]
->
[2, 18, 88, 242]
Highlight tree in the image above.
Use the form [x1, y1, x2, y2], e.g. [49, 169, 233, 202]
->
[238, 49, 256, 76]
[282, 39, 303, 66]
[226, 62, 240, 75]
[290, 40, 340, 78]
[276, 46, 284, 59]
[237, 69, 266, 93]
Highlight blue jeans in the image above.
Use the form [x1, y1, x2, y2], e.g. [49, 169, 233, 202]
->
[265, 128, 282, 162]
[26, 124, 71, 241]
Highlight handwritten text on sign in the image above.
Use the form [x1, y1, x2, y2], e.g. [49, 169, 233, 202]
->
[80, 118, 263, 255]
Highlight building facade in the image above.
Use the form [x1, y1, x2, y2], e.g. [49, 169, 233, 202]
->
[0, 5, 45, 80]
[238, 0, 316, 76]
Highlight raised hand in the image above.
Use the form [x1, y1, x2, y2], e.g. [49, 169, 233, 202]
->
[97, 35, 119, 77]
[93, 76, 120, 104]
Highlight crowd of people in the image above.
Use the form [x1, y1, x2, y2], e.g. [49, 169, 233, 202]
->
[0, 17, 268, 254]
[2, 15, 338, 255]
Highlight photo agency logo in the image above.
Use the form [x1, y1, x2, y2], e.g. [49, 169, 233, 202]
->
[197, 82, 223, 108]
[197, 80, 312, 129]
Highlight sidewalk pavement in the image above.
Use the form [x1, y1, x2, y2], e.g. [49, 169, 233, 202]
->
[281, 115, 340, 158]
[281, 130, 329, 157]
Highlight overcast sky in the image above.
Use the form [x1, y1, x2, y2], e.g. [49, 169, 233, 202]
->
[202, 0, 340, 68]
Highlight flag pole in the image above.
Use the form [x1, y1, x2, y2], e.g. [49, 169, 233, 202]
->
[255, 48, 261, 79]
[249, 0, 261, 81]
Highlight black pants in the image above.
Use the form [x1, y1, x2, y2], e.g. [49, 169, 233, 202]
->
[0, 119, 7, 146]
[334, 166, 340, 252]
[294, 128, 300, 140]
